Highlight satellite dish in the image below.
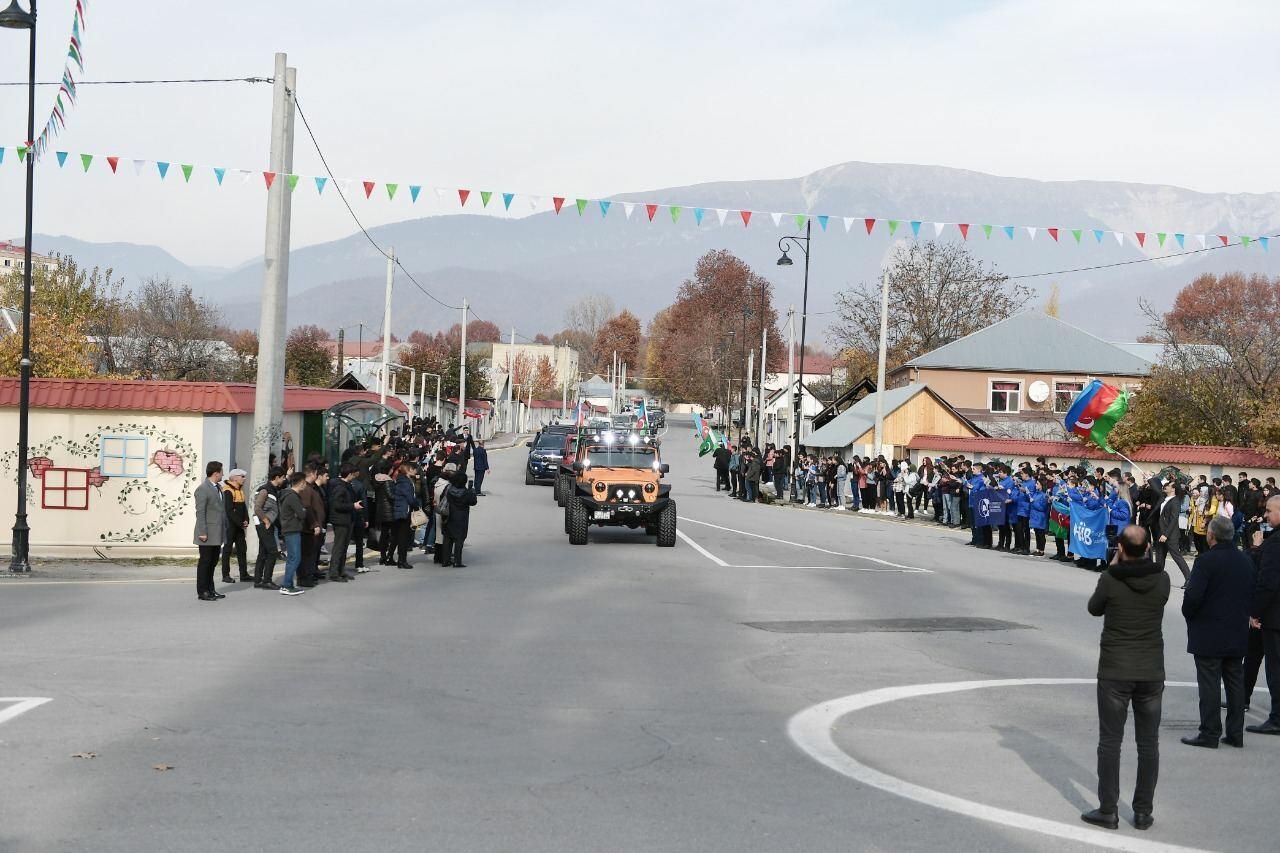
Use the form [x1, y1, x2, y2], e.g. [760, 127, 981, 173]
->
[1028, 380, 1050, 403]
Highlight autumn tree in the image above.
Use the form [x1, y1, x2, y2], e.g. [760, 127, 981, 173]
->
[532, 333, 553, 345]
[228, 329, 259, 382]
[467, 319, 502, 343]
[592, 309, 642, 375]
[511, 352, 558, 399]
[828, 240, 1030, 381]
[114, 277, 232, 380]
[1111, 272, 1280, 452]
[645, 250, 784, 405]
[0, 254, 122, 378]
[285, 325, 334, 386]
[399, 325, 488, 401]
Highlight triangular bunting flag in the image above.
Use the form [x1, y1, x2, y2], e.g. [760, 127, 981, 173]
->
[794, 214, 807, 229]
[502, 192, 514, 210]
[362, 181, 375, 198]
[716, 209, 728, 226]
[576, 198, 588, 215]
[288, 174, 300, 192]
[843, 217, 855, 233]
[864, 218, 876, 235]
[911, 221, 922, 238]
[240, 169, 252, 184]
[409, 185, 421, 202]
[1174, 233, 1185, 248]
[263, 171, 277, 189]
[601, 200, 613, 218]
[982, 224, 993, 239]
[101, 156, 117, 174]
[1195, 234, 1206, 249]
[1025, 226, 1038, 240]
[1135, 232, 1146, 247]
[740, 210, 752, 226]
[56, 151, 68, 167]
[770, 212, 783, 227]
[459, 188, 472, 206]
[434, 187, 447, 199]
[1071, 229, 1082, 243]
[816, 214, 828, 231]
[80, 153, 93, 172]
[386, 182, 398, 200]
[670, 206, 682, 223]
[624, 202, 635, 219]
[1218, 235, 1229, 246]
[1260, 236, 1269, 251]
[315, 176, 327, 194]
[888, 220, 901, 236]
[1047, 227, 1058, 242]
[181, 164, 194, 182]
[645, 203, 658, 221]
[16, 146, 27, 162]
[933, 222, 947, 237]
[210, 166, 224, 185]
[552, 196, 565, 214]
[481, 190, 493, 208]
[1156, 232, 1167, 247]
[1004, 226, 1015, 240]
[156, 162, 170, 179]
[0, 148, 5, 165]
[1242, 235, 1252, 248]
[1113, 232, 1124, 246]
[958, 223, 970, 240]
[693, 207, 704, 225]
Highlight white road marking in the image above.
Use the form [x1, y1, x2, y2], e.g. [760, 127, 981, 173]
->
[675, 530, 727, 565]
[682, 517, 932, 573]
[0, 697, 52, 726]
[789, 678, 1206, 853]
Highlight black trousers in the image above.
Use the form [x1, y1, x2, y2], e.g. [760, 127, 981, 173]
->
[221, 524, 248, 578]
[196, 544, 220, 596]
[1014, 517, 1030, 552]
[300, 532, 320, 584]
[729, 470, 740, 496]
[379, 521, 396, 563]
[394, 518, 412, 565]
[1096, 679, 1162, 815]
[715, 468, 728, 491]
[1153, 540, 1191, 582]
[1195, 655, 1245, 739]
[1262, 629, 1280, 725]
[351, 522, 366, 568]
[330, 524, 352, 578]
[1033, 529, 1046, 553]
[1244, 627, 1264, 702]
[253, 524, 278, 584]
[997, 521, 1012, 549]
[446, 530, 465, 565]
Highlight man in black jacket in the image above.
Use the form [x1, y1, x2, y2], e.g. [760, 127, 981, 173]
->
[1152, 479, 1191, 584]
[712, 444, 730, 492]
[1083, 525, 1170, 832]
[1246, 495, 1280, 735]
[326, 464, 360, 581]
[1180, 515, 1254, 748]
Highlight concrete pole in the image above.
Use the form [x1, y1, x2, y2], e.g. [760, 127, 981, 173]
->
[335, 328, 344, 381]
[458, 300, 468, 428]
[435, 374, 441, 422]
[873, 268, 891, 458]
[745, 349, 754, 444]
[758, 324, 767, 443]
[507, 326, 516, 433]
[379, 247, 394, 405]
[527, 385, 534, 432]
[786, 305, 795, 460]
[249, 53, 296, 484]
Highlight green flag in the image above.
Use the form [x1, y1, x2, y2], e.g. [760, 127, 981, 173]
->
[794, 214, 807, 230]
[698, 434, 715, 456]
[386, 183, 398, 200]
[481, 190, 493, 207]
[575, 198, 588, 215]
[888, 220, 900, 235]
[287, 174, 300, 191]
[1071, 229, 1083, 243]
[982, 224, 993, 239]
[16, 146, 27, 162]
[1156, 232, 1167, 247]
[181, 164, 194, 182]
[81, 153, 93, 172]
[670, 205, 681, 223]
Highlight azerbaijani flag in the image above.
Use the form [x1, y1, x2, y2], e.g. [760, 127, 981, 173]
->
[635, 399, 648, 427]
[692, 411, 704, 438]
[1063, 379, 1130, 452]
[1048, 500, 1071, 540]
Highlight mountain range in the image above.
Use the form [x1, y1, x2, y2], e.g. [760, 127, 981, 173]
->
[32, 161, 1280, 342]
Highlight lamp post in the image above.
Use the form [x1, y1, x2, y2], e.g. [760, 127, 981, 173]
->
[776, 218, 811, 457]
[3, 0, 37, 574]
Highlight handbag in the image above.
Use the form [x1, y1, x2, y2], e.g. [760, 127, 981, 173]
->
[410, 509, 429, 528]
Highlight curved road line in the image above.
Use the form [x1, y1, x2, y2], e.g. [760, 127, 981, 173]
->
[788, 678, 1210, 853]
[0, 697, 53, 726]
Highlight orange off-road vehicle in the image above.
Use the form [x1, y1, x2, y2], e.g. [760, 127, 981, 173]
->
[564, 430, 675, 547]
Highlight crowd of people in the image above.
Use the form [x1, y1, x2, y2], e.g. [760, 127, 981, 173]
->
[192, 417, 488, 600]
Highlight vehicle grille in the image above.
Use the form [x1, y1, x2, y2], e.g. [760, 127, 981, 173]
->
[603, 484, 645, 502]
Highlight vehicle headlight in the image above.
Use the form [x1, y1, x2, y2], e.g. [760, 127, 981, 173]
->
[594, 481, 606, 492]
[628, 434, 639, 445]
[582, 459, 591, 468]
[628, 489, 637, 499]
[644, 483, 656, 493]
[652, 461, 661, 471]
[615, 488, 625, 499]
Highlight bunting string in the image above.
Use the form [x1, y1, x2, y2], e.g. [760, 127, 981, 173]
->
[0, 137, 1271, 253]
[30, 0, 88, 159]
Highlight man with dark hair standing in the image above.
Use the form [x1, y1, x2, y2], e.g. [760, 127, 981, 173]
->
[193, 461, 226, 602]
[298, 463, 326, 587]
[1153, 479, 1191, 585]
[220, 468, 252, 584]
[251, 466, 287, 589]
[1083, 524, 1169, 832]
[1246, 495, 1280, 736]
[472, 439, 490, 496]
[1181, 514, 1254, 748]
[327, 463, 361, 582]
[712, 442, 730, 492]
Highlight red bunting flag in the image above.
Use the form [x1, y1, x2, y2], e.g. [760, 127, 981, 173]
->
[864, 218, 876, 234]
[1135, 232, 1146, 247]
[552, 196, 565, 214]
[362, 181, 375, 198]
[740, 210, 752, 226]
[106, 156, 119, 174]
[458, 189, 472, 206]
[1218, 235, 1229, 246]
[958, 223, 970, 240]
[1047, 227, 1059, 242]
[263, 172, 277, 189]
[645, 203, 658, 221]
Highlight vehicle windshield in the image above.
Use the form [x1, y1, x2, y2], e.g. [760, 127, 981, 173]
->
[534, 433, 564, 449]
[585, 446, 658, 469]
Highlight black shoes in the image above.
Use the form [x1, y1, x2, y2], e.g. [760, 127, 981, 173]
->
[1133, 813, 1154, 831]
[211, 591, 226, 599]
[1221, 735, 1244, 748]
[396, 563, 413, 569]
[1180, 734, 1218, 749]
[453, 563, 466, 568]
[1080, 808, 1118, 830]
[222, 576, 235, 584]
[1245, 720, 1280, 735]
[197, 592, 219, 602]
[260, 581, 280, 590]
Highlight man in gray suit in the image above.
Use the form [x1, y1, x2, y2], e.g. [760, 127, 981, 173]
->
[194, 461, 226, 602]
[1153, 479, 1191, 585]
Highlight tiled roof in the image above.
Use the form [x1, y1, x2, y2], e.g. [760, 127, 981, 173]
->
[0, 378, 408, 414]
[907, 435, 1280, 468]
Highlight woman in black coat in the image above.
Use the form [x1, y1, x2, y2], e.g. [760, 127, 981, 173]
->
[373, 473, 397, 565]
[442, 472, 478, 567]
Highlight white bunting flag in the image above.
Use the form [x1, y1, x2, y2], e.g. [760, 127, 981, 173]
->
[843, 217, 855, 233]
[1113, 231, 1124, 247]
[239, 169, 252, 184]
[1026, 226, 1038, 240]
[434, 187, 447, 200]
[131, 159, 146, 176]
[934, 222, 947, 237]
[770, 212, 783, 228]
[623, 202, 635, 220]
[1195, 234, 1206, 249]
[715, 208, 728, 226]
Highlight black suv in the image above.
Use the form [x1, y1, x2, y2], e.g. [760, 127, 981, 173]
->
[526, 424, 575, 485]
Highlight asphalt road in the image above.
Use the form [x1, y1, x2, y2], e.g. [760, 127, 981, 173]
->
[0, 417, 1272, 853]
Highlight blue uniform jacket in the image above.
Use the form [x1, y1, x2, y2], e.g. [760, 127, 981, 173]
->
[1029, 489, 1049, 530]
[1105, 491, 1131, 527]
[1014, 481, 1032, 518]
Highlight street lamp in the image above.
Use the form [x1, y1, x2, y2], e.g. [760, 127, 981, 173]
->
[776, 218, 811, 458]
[4, 0, 36, 574]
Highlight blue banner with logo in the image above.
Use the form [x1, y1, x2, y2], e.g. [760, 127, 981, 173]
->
[973, 488, 1006, 527]
[1069, 503, 1109, 560]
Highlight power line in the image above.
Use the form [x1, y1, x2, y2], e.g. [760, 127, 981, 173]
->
[0, 76, 272, 86]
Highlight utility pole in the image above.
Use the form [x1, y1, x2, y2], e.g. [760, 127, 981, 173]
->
[335, 328, 344, 381]
[458, 300, 468, 429]
[873, 268, 891, 458]
[379, 248, 394, 406]
[507, 326, 516, 433]
[745, 349, 754, 444]
[758, 323, 767, 443]
[786, 305, 795, 460]
[250, 52, 296, 484]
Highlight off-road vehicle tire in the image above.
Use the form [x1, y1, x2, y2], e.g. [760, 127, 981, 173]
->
[656, 500, 677, 547]
[568, 498, 589, 545]
[525, 467, 535, 485]
[555, 473, 569, 506]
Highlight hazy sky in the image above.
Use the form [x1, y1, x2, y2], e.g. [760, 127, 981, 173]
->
[1, 0, 1278, 267]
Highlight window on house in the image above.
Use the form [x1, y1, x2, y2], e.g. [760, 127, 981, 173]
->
[1053, 381, 1085, 413]
[989, 380, 1021, 413]
[101, 435, 148, 478]
[42, 468, 90, 510]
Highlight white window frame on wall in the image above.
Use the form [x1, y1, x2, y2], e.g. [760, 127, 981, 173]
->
[100, 435, 149, 478]
[1052, 379, 1086, 414]
[988, 378, 1022, 413]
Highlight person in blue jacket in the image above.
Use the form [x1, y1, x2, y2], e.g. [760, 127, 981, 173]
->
[1013, 469, 1033, 555]
[997, 465, 1018, 552]
[1029, 478, 1050, 556]
[1103, 477, 1132, 564]
[968, 464, 992, 549]
[1050, 475, 1072, 562]
[391, 462, 421, 569]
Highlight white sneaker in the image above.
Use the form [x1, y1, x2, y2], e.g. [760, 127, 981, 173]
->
[356, 567, 371, 574]
[834, 505, 846, 511]
[279, 586, 305, 596]
[807, 502, 816, 507]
